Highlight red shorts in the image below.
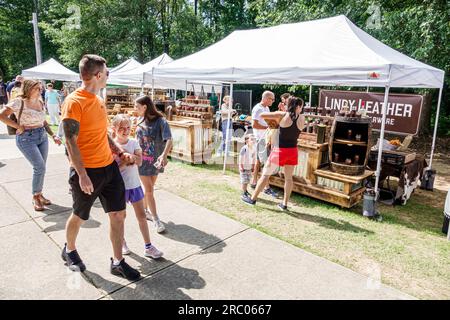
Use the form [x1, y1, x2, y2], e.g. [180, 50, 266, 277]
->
[268, 147, 298, 166]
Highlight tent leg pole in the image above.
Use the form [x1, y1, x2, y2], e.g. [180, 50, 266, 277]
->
[309, 84, 312, 105]
[223, 83, 233, 174]
[428, 86, 443, 170]
[374, 84, 390, 198]
[366, 86, 369, 92]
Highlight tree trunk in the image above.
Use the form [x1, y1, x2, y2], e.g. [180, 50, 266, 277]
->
[418, 91, 432, 135]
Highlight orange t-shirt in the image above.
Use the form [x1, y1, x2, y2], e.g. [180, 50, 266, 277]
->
[61, 88, 113, 168]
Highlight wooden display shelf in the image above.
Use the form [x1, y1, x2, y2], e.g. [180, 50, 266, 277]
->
[268, 174, 368, 208]
[314, 168, 374, 184]
[268, 167, 373, 208]
[181, 103, 210, 108]
[167, 119, 213, 164]
[333, 139, 367, 146]
[172, 115, 212, 123]
[178, 110, 211, 114]
[297, 140, 328, 151]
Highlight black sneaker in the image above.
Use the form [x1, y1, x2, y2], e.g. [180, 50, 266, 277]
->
[277, 203, 288, 211]
[61, 243, 86, 272]
[241, 194, 256, 205]
[250, 184, 256, 189]
[110, 258, 141, 281]
[264, 187, 278, 198]
[242, 191, 251, 198]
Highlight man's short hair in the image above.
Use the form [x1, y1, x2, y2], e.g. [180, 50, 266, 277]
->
[262, 90, 274, 99]
[79, 54, 106, 81]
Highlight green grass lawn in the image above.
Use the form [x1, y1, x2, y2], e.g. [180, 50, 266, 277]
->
[157, 159, 450, 299]
[45, 115, 59, 135]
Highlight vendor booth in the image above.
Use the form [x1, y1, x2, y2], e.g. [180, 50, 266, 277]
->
[148, 15, 444, 209]
[22, 58, 80, 82]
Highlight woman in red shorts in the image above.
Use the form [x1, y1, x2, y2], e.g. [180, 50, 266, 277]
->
[242, 97, 305, 211]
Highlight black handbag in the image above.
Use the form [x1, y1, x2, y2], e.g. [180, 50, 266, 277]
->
[7, 99, 24, 135]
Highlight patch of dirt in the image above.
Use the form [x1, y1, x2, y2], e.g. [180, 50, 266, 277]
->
[432, 158, 450, 192]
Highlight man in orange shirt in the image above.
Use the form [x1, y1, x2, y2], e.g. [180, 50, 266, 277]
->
[61, 54, 140, 281]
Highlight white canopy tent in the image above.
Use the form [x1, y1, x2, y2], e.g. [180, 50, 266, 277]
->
[150, 15, 445, 194]
[22, 58, 80, 82]
[109, 58, 142, 75]
[108, 53, 221, 94]
[150, 15, 443, 87]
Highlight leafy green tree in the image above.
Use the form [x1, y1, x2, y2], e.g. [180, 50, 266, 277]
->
[0, 0, 58, 79]
[249, 0, 449, 133]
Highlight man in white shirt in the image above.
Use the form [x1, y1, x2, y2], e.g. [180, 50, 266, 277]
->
[250, 90, 278, 198]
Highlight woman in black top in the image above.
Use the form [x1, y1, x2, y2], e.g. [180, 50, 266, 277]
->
[242, 97, 305, 211]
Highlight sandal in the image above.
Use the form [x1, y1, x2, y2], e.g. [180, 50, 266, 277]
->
[39, 194, 52, 205]
[32, 195, 45, 211]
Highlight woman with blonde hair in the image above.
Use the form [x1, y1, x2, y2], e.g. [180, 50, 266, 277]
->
[0, 79, 61, 211]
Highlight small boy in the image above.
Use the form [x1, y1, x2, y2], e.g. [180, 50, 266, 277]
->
[239, 134, 256, 198]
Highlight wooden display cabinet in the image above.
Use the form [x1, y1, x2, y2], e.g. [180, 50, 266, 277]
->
[168, 118, 213, 164]
[167, 97, 215, 163]
[329, 116, 372, 176]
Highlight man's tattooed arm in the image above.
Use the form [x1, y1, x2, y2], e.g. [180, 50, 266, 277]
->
[107, 132, 135, 165]
[63, 118, 86, 176]
[107, 132, 125, 156]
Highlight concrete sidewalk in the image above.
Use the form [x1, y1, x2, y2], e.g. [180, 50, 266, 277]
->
[0, 145, 415, 299]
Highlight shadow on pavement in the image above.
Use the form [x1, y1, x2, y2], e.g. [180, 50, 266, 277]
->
[44, 203, 72, 214]
[83, 258, 206, 300]
[161, 221, 226, 254]
[42, 210, 101, 233]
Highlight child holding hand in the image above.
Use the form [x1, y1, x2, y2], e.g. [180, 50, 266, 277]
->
[111, 114, 163, 259]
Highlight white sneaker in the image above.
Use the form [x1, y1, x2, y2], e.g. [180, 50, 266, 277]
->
[145, 209, 153, 221]
[122, 241, 131, 255]
[144, 245, 163, 259]
[154, 220, 165, 233]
